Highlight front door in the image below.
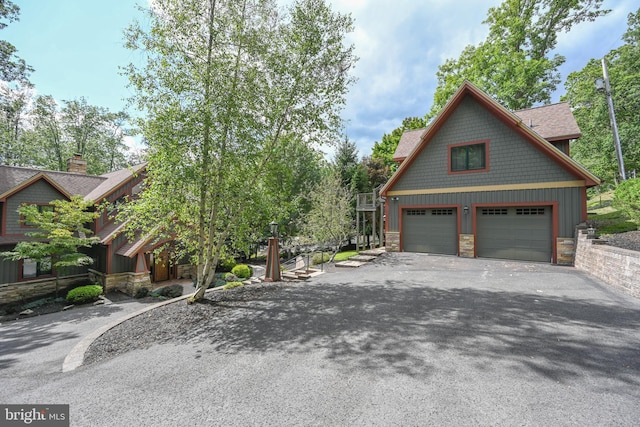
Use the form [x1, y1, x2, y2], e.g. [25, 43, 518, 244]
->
[153, 251, 170, 282]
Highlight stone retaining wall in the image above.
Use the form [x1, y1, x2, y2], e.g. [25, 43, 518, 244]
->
[0, 275, 89, 305]
[574, 229, 640, 299]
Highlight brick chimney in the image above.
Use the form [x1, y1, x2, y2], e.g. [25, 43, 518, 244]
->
[66, 154, 87, 174]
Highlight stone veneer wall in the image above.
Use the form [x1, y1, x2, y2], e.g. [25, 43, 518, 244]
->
[385, 232, 400, 252]
[459, 234, 474, 258]
[0, 275, 89, 305]
[556, 237, 576, 266]
[574, 229, 640, 299]
[90, 269, 151, 296]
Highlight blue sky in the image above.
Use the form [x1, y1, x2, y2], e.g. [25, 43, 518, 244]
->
[3, 0, 637, 158]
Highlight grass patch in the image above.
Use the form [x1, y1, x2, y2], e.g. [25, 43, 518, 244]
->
[587, 192, 638, 235]
[333, 250, 359, 262]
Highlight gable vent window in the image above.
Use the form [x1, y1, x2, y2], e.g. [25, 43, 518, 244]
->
[517, 208, 546, 216]
[481, 208, 508, 216]
[406, 209, 427, 216]
[431, 209, 454, 216]
[450, 142, 487, 172]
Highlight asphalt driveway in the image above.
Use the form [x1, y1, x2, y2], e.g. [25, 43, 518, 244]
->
[1, 253, 639, 426]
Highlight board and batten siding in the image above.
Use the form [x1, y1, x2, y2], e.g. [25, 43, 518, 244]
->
[111, 232, 137, 274]
[1, 245, 20, 284]
[392, 96, 576, 192]
[5, 180, 68, 235]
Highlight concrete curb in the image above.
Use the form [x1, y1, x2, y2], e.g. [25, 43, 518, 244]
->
[62, 287, 220, 373]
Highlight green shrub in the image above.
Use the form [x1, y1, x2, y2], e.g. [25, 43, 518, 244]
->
[151, 284, 183, 299]
[208, 274, 227, 288]
[614, 179, 640, 224]
[66, 285, 103, 305]
[312, 252, 331, 265]
[218, 256, 237, 272]
[134, 287, 150, 299]
[222, 281, 244, 290]
[231, 264, 252, 279]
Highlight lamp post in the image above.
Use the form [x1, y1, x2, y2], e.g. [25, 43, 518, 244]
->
[264, 221, 281, 282]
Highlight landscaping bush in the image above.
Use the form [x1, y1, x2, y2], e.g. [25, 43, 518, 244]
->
[134, 287, 150, 299]
[207, 274, 227, 288]
[222, 281, 244, 290]
[218, 256, 237, 272]
[151, 284, 183, 299]
[312, 252, 330, 265]
[231, 264, 252, 279]
[66, 285, 103, 305]
[613, 179, 640, 224]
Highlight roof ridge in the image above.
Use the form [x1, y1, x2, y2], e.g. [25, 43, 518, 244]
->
[514, 101, 569, 112]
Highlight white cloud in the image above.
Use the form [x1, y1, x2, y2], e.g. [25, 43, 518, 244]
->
[324, 0, 637, 158]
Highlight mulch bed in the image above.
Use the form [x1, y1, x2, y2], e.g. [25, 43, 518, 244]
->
[83, 282, 292, 365]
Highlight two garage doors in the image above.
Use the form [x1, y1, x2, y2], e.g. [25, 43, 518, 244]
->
[402, 206, 552, 263]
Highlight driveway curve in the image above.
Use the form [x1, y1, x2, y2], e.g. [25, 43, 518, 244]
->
[1, 253, 639, 426]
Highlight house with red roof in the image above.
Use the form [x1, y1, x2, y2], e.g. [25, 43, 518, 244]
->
[380, 81, 601, 264]
[0, 156, 182, 304]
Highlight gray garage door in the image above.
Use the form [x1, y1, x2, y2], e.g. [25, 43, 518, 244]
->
[402, 208, 457, 255]
[476, 206, 552, 262]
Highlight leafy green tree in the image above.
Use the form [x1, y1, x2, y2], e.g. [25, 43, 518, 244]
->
[430, 0, 609, 116]
[0, 0, 33, 83]
[121, 0, 356, 302]
[32, 95, 66, 170]
[361, 155, 389, 190]
[563, 8, 640, 185]
[371, 116, 427, 172]
[300, 170, 353, 261]
[28, 95, 131, 174]
[334, 135, 360, 190]
[613, 178, 640, 225]
[0, 82, 33, 166]
[260, 135, 325, 243]
[1, 196, 100, 294]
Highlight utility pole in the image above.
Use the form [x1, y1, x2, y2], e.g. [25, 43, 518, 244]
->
[597, 57, 626, 181]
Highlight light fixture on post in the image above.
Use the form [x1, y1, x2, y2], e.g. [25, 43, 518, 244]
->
[265, 221, 281, 282]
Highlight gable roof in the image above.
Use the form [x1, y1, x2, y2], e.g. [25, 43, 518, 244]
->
[0, 164, 146, 202]
[83, 163, 146, 202]
[381, 81, 601, 195]
[393, 102, 581, 164]
[513, 103, 581, 142]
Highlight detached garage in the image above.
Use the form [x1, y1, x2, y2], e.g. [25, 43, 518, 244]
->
[381, 81, 601, 264]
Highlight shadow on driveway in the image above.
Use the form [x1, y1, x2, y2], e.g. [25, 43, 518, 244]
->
[96, 275, 640, 392]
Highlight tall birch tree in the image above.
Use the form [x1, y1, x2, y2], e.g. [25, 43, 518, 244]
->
[121, 0, 356, 302]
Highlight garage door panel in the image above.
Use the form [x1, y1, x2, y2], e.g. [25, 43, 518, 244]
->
[402, 208, 457, 255]
[477, 206, 552, 263]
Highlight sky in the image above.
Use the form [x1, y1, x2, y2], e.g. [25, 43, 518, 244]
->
[3, 0, 638, 159]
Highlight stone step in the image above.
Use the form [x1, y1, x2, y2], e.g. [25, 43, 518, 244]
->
[360, 248, 386, 256]
[335, 260, 366, 268]
[349, 255, 377, 262]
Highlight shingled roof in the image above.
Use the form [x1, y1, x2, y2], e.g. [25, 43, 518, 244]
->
[514, 102, 581, 142]
[0, 164, 146, 202]
[393, 128, 427, 162]
[392, 101, 581, 162]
